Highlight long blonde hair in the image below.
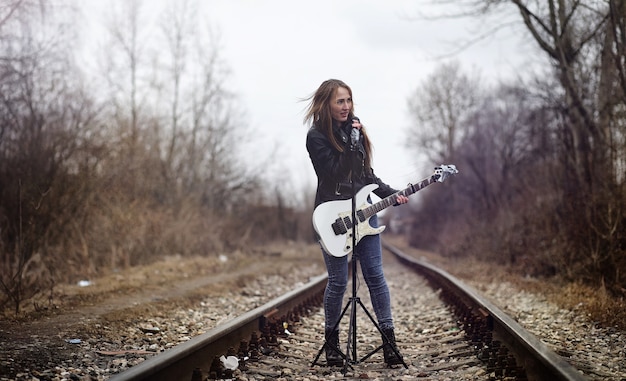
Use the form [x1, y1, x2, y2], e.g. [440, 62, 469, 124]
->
[303, 79, 372, 169]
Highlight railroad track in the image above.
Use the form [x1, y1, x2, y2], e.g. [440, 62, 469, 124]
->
[109, 242, 587, 381]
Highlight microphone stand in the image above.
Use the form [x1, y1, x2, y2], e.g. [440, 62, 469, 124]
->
[343, 163, 363, 369]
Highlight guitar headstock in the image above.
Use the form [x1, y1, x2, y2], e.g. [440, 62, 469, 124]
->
[433, 164, 459, 183]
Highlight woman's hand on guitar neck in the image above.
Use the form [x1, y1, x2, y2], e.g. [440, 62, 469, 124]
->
[396, 195, 409, 205]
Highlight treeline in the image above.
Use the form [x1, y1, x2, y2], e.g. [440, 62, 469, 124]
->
[3, 0, 625, 316]
[0, 1, 308, 315]
[405, 1, 626, 296]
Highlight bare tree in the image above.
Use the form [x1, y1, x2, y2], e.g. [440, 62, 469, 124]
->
[407, 77, 558, 263]
[0, 2, 99, 313]
[157, 0, 194, 187]
[153, 0, 257, 210]
[98, 0, 152, 197]
[88, 0, 263, 260]
[0, 0, 44, 30]
[504, 0, 625, 287]
[406, 60, 481, 163]
[413, 0, 626, 291]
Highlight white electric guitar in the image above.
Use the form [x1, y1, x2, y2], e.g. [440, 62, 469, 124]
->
[312, 164, 458, 257]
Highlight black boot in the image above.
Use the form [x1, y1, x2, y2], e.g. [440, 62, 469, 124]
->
[325, 330, 343, 367]
[382, 328, 404, 366]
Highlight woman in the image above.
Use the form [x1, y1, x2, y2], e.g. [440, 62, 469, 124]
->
[304, 79, 408, 367]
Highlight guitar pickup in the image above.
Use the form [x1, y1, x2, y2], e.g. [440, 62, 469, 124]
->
[343, 216, 353, 230]
[356, 210, 365, 222]
[331, 218, 348, 235]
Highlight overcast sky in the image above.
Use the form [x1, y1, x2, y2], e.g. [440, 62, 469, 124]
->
[81, 0, 530, 202]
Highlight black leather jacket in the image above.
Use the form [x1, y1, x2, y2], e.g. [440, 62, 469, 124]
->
[306, 119, 398, 207]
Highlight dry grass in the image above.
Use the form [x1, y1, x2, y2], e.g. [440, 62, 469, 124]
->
[2, 241, 324, 322]
[550, 281, 626, 330]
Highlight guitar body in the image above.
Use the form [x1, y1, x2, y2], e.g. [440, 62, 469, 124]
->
[312, 184, 386, 257]
[312, 164, 458, 258]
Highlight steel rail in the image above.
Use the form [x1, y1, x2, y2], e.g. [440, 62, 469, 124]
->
[109, 241, 588, 381]
[109, 273, 328, 381]
[383, 241, 588, 381]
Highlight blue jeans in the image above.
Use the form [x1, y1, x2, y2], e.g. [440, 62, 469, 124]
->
[322, 214, 394, 333]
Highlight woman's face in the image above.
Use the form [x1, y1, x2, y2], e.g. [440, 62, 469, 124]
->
[330, 86, 352, 123]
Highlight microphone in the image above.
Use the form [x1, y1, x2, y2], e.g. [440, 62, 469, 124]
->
[350, 117, 360, 149]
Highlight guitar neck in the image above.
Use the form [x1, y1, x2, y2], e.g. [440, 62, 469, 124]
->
[362, 174, 437, 218]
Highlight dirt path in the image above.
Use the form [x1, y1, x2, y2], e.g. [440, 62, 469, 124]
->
[0, 243, 324, 378]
